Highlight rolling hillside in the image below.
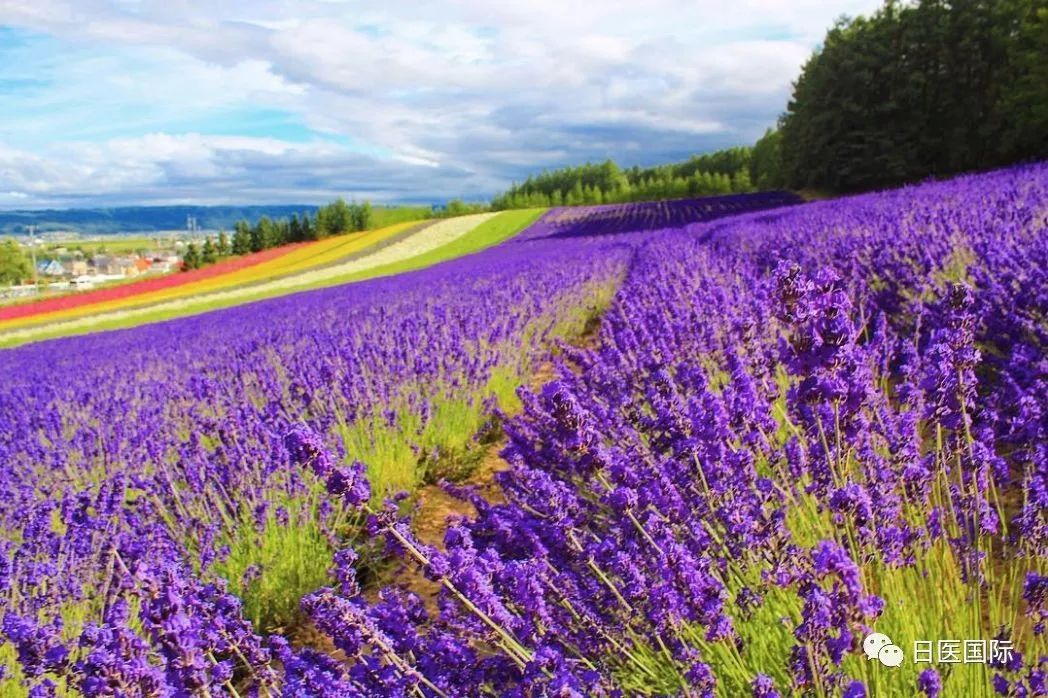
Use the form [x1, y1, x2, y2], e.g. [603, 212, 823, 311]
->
[0, 210, 544, 347]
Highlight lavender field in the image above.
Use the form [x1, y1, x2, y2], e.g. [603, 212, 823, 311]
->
[1, 171, 1046, 697]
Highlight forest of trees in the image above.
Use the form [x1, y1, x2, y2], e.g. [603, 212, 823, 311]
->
[494, 0, 1046, 204]
[777, 0, 1048, 192]
[490, 148, 767, 209]
[182, 199, 374, 271]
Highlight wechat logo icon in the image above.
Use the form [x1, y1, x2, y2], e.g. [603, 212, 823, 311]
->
[864, 632, 904, 667]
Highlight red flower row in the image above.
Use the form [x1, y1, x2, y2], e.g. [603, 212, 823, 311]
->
[0, 243, 309, 322]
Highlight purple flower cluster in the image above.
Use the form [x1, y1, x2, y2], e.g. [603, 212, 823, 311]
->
[2, 165, 1047, 695]
[288, 165, 1045, 695]
[0, 192, 791, 693]
[285, 424, 371, 507]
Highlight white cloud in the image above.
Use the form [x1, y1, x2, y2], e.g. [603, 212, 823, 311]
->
[0, 0, 884, 207]
[0, 133, 480, 207]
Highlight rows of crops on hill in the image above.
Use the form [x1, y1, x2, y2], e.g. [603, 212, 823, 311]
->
[1, 174, 1045, 696]
[0, 214, 523, 348]
[417, 165, 1044, 697]
[205, 167, 1046, 698]
[287, 167, 1045, 696]
[0, 221, 427, 332]
[0, 191, 796, 696]
[536, 191, 799, 237]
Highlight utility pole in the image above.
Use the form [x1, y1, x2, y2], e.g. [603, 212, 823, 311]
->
[27, 225, 38, 289]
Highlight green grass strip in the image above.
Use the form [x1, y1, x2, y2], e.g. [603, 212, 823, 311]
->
[302, 207, 545, 288]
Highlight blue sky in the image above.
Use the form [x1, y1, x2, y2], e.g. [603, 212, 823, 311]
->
[0, 1, 881, 209]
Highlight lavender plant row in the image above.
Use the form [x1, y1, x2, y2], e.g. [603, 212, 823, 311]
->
[0, 192, 798, 695]
[282, 167, 1046, 696]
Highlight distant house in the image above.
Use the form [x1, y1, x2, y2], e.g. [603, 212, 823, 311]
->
[63, 259, 88, 276]
[114, 258, 139, 277]
[148, 252, 181, 273]
[91, 254, 134, 276]
[36, 260, 65, 277]
[91, 254, 117, 275]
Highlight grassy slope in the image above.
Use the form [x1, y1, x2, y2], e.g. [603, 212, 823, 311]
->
[297, 208, 545, 289]
[46, 237, 159, 254]
[369, 206, 434, 228]
[0, 209, 545, 348]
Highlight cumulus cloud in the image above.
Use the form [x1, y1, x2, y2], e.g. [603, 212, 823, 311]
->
[0, 135, 481, 207]
[0, 0, 882, 207]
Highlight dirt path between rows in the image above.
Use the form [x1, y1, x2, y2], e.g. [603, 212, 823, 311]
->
[289, 360, 558, 653]
[398, 360, 557, 607]
[289, 313, 605, 655]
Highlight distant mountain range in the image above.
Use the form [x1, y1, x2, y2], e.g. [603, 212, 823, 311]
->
[0, 205, 322, 235]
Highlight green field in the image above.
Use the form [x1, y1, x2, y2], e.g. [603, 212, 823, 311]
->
[368, 205, 436, 228]
[316, 207, 544, 285]
[43, 237, 167, 254]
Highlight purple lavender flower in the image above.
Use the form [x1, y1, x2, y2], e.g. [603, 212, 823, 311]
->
[918, 667, 943, 698]
[843, 680, 867, 698]
[284, 424, 337, 479]
[752, 673, 781, 698]
[1, 164, 1046, 696]
[325, 462, 372, 508]
[1, 614, 69, 679]
[1023, 573, 1047, 635]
